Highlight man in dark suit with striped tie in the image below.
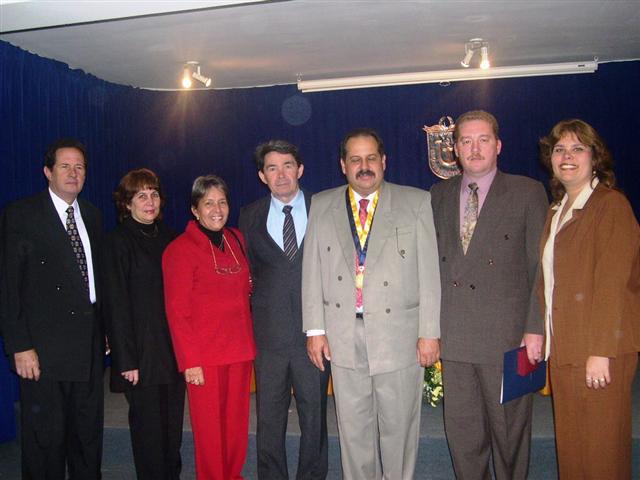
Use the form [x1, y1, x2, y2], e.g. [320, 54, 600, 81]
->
[239, 140, 330, 480]
[1, 138, 104, 479]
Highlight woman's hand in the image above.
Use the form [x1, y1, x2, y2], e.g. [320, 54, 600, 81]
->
[121, 369, 139, 386]
[185, 366, 205, 386]
[585, 356, 610, 389]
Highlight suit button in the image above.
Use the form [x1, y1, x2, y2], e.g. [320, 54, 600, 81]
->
[327, 246, 331, 251]
[383, 281, 388, 286]
[338, 275, 342, 281]
[442, 256, 446, 262]
[40, 259, 46, 265]
[399, 249, 406, 256]
[488, 259, 494, 265]
[469, 284, 476, 290]
[385, 308, 391, 314]
[70, 310, 75, 316]
[56, 285, 62, 291]
[504, 234, 510, 240]
[452, 281, 459, 287]
[335, 303, 340, 308]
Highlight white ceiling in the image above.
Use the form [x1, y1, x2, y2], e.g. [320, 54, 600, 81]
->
[1, 0, 639, 91]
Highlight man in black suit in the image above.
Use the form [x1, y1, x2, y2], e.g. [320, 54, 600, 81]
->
[239, 140, 330, 479]
[1, 138, 104, 479]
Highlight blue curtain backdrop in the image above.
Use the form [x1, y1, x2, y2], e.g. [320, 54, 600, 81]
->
[1, 39, 639, 441]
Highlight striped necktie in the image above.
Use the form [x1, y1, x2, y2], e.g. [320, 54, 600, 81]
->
[282, 205, 298, 261]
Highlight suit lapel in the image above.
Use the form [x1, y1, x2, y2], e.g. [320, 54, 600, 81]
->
[465, 171, 508, 258]
[331, 186, 357, 282]
[442, 176, 463, 256]
[363, 182, 392, 272]
[39, 192, 87, 293]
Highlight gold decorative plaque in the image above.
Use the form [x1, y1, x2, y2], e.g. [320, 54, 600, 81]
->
[423, 116, 461, 179]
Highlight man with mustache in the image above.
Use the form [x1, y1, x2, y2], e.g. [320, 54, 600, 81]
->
[430, 111, 548, 479]
[302, 128, 441, 479]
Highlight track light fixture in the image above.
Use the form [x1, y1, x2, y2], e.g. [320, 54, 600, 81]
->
[181, 61, 212, 89]
[461, 38, 490, 69]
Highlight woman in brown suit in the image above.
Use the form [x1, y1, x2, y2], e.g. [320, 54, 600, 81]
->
[539, 119, 640, 479]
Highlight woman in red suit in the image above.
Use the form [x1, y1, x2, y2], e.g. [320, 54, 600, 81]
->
[162, 175, 255, 479]
[538, 119, 640, 479]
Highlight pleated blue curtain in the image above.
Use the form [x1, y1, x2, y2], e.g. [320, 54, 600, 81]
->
[1, 39, 639, 442]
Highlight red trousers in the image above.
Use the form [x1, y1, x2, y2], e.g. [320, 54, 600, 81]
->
[187, 361, 252, 480]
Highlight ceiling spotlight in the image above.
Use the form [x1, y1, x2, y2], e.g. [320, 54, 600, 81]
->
[181, 66, 192, 89]
[192, 65, 212, 87]
[461, 48, 474, 68]
[181, 61, 212, 89]
[461, 38, 490, 70]
[480, 45, 490, 70]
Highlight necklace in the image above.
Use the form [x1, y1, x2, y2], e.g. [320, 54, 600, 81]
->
[209, 234, 242, 274]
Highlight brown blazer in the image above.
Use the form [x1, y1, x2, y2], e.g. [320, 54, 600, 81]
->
[538, 184, 640, 366]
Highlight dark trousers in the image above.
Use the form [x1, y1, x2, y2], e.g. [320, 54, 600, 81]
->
[124, 381, 186, 480]
[19, 350, 104, 480]
[255, 347, 330, 480]
[442, 360, 533, 480]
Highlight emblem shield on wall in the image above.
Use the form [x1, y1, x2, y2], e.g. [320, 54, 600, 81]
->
[423, 116, 461, 179]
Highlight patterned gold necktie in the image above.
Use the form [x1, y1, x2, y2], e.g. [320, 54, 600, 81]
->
[66, 206, 89, 290]
[460, 182, 479, 255]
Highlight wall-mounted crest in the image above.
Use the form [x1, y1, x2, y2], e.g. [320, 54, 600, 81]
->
[423, 116, 461, 179]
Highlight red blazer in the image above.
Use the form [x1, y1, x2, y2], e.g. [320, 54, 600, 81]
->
[162, 221, 255, 371]
[538, 185, 640, 366]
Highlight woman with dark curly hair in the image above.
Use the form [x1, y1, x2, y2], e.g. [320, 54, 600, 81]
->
[538, 119, 640, 479]
[103, 168, 184, 479]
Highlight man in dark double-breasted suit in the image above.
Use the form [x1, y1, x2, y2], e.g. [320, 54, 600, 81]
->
[1, 138, 104, 479]
[430, 111, 548, 480]
[239, 140, 330, 479]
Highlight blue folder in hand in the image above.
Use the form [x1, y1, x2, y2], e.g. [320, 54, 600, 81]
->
[500, 346, 547, 404]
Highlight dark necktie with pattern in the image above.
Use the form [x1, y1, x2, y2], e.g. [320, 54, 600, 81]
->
[282, 205, 298, 261]
[66, 205, 89, 291]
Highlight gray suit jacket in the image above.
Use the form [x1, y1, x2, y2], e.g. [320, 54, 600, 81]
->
[302, 181, 441, 376]
[239, 192, 311, 352]
[430, 171, 548, 365]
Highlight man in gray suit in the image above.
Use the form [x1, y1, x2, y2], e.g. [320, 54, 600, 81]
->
[430, 110, 547, 479]
[303, 128, 441, 479]
[239, 140, 330, 479]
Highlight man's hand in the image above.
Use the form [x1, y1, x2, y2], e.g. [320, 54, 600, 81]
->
[185, 366, 205, 386]
[585, 356, 610, 390]
[306, 335, 331, 371]
[121, 369, 139, 386]
[417, 337, 440, 367]
[14, 349, 41, 381]
[521, 333, 544, 365]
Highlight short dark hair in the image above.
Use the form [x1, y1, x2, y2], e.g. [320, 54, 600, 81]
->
[113, 168, 165, 223]
[539, 119, 615, 203]
[191, 175, 230, 209]
[254, 140, 302, 171]
[44, 138, 87, 170]
[340, 128, 385, 160]
[454, 110, 500, 142]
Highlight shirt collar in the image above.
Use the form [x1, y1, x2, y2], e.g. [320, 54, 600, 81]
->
[461, 168, 497, 193]
[49, 188, 79, 215]
[555, 177, 599, 211]
[270, 188, 303, 211]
